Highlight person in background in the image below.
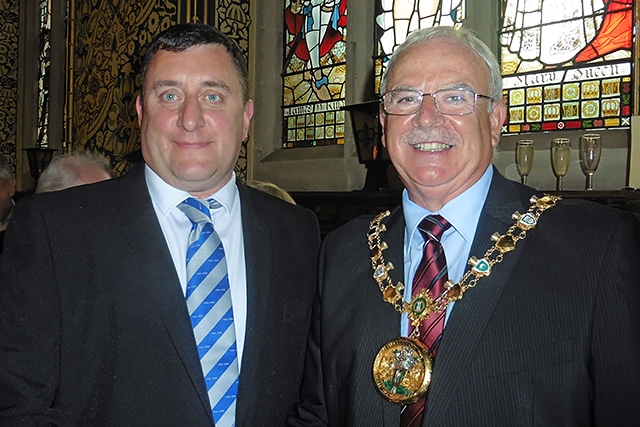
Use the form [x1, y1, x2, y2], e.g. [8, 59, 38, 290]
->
[0, 23, 320, 426]
[36, 151, 112, 193]
[246, 179, 296, 204]
[0, 155, 16, 251]
[287, 26, 640, 427]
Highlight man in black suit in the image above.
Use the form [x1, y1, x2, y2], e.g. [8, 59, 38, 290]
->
[0, 23, 320, 426]
[287, 26, 640, 426]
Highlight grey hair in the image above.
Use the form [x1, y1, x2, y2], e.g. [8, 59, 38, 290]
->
[380, 26, 503, 105]
[246, 180, 296, 205]
[36, 151, 112, 193]
[0, 155, 14, 183]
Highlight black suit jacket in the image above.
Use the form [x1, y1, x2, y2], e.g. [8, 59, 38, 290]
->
[0, 165, 321, 426]
[288, 171, 640, 426]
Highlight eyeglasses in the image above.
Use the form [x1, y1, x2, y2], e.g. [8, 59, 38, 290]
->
[382, 88, 493, 116]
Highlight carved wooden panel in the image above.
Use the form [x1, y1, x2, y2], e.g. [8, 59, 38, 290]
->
[0, 1, 20, 172]
[69, 0, 251, 180]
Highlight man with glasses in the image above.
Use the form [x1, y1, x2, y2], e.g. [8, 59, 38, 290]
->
[288, 26, 640, 426]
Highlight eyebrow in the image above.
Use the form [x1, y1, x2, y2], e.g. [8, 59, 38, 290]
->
[445, 83, 474, 91]
[151, 80, 233, 93]
[391, 83, 476, 93]
[202, 80, 232, 93]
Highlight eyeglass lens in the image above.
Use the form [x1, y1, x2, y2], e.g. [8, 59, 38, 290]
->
[383, 89, 478, 116]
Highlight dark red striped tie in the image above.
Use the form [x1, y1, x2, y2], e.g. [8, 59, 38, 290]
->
[401, 215, 451, 427]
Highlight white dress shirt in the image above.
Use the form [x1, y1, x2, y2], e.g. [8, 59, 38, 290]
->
[145, 166, 248, 367]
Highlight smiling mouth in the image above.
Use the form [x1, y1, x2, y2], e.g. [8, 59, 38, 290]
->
[412, 142, 452, 152]
[175, 141, 210, 148]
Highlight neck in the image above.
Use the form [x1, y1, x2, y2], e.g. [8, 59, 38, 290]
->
[407, 190, 455, 212]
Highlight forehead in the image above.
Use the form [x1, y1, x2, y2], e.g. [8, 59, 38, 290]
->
[145, 44, 241, 90]
[388, 39, 490, 91]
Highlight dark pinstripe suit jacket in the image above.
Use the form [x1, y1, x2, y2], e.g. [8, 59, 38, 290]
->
[288, 170, 640, 427]
[0, 164, 320, 426]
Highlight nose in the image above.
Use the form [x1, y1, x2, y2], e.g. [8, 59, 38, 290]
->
[177, 95, 205, 132]
[413, 94, 443, 126]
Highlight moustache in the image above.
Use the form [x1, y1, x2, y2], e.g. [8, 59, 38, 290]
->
[400, 129, 462, 147]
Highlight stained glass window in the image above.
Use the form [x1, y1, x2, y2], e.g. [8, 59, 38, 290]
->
[500, 0, 633, 134]
[374, 0, 465, 94]
[282, 0, 347, 148]
[37, 0, 51, 147]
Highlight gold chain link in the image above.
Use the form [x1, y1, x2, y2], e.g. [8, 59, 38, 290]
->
[367, 194, 561, 334]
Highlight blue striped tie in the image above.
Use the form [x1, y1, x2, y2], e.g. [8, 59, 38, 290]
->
[178, 197, 239, 427]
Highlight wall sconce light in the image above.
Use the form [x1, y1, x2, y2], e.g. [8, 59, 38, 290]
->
[23, 147, 57, 181]
[342, 100, 390, 190]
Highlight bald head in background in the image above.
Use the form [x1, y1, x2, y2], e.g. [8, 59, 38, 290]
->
[36, 151, 112, 193]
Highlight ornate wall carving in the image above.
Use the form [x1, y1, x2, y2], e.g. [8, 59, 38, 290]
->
[70, 1, 178, 176]
[0, 0, 20, 172]
[70, 0, 252, 180]
[207, 0, 252, 181]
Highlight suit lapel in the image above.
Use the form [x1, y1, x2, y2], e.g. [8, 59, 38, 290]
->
[369, 207, 407, 426]
[423, 172, 532, 425]
[234, 184, 273, 425]
[369, 206, 405, 339]
[116, 166, 214, 423]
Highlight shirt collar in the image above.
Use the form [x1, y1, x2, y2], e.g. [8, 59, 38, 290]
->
[144, 165, 237, 216]
[403, 166, 493, 246]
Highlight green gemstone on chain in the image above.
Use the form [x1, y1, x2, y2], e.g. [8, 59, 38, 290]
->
[472, 258, 491, 275]
[411, 297, 427, 316]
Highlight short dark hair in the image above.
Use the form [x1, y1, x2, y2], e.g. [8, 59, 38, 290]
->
[140, 23, 249, 103]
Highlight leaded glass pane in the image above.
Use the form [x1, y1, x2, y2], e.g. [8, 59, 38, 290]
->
[500, 0, 633, 133]
[374, 0, 464, 94]
[37, 0, 51, 147]
[282, 0, 347, 148]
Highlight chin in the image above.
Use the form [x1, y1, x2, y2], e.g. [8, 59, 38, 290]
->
[410, 166, 449, 183]
[177, 170, 216, 184]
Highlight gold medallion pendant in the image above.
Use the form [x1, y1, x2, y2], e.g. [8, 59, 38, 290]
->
[372, 338, 432, 404]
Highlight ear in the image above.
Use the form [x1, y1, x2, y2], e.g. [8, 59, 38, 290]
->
[135, 96, 144, 127]
[243, 99, 254, 140]
[379, 104, 388, 148]
[489, 100, 507, 148]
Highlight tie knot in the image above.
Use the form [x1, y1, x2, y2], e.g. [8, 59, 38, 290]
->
[418, 215, 451, 242]
[178, 197, 213, 224]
